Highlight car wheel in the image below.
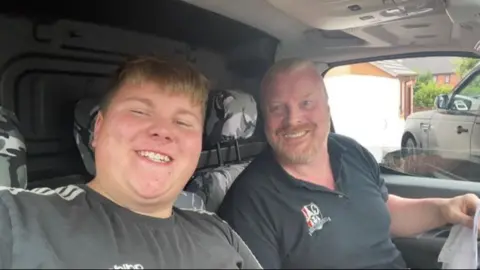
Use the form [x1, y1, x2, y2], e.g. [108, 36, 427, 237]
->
[402, 136, 419, 173]
[405, 137, 417, 151]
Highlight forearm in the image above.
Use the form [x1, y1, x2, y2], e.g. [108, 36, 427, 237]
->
[387, 194, 449, 237]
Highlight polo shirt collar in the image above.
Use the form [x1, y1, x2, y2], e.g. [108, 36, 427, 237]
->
[266, 133, 348, 192]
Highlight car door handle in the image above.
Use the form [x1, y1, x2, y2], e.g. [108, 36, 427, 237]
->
[457, 125, 469, 134]
[420, 123, 430, 131]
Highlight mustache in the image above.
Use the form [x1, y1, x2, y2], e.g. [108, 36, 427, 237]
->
[276, 123, 316, 136]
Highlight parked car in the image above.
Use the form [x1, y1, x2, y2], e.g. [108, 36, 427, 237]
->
[400, 62, 480, 180]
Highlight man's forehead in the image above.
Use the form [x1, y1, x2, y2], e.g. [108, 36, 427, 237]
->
[266, 70, 324, 99]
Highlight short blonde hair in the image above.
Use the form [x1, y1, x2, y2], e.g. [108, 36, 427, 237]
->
[260, 58, 318, 106]
[101, 55, 210, 116]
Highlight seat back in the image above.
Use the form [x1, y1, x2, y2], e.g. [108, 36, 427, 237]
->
[0, 107, 27, 188]
[72, 98, 205, 210]
[73, 98, 99, 177]
[186, 89, 258, 212]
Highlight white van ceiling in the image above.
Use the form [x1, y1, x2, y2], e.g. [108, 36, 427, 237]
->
[181, 0, 480, 63]
[266, 0, 442, 31]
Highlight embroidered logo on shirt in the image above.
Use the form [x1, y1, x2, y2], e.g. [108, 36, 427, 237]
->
[301, 202, 331, 235]
[110, 263, 144, 269]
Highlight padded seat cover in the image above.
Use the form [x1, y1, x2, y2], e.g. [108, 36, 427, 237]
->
[204, 89, 258, 146]
[0, 107, 27, 188]
[187, 162, 250, 212]
[186, 89, 257, 212]
[73, 99, 205, 210]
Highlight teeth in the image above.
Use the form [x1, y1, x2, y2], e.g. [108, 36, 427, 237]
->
[138, 151, 172, 163]
[284, 131, 307, 138]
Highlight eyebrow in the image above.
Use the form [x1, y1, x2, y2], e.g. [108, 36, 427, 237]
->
[123, 97, 154, 107]
[301, 91, 315, 99]
[123, 97, 201, 122]
[176, 108, 201, 123]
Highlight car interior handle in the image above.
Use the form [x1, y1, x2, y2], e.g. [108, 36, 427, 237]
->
[457, 125, 469, 134]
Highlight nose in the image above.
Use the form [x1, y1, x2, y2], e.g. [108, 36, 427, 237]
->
[285, 105, 304, 126]
[148, 119, 174, 143]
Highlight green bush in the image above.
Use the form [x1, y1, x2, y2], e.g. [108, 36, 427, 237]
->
[414, 81, 453, 108]
[413, 71, 433, 94]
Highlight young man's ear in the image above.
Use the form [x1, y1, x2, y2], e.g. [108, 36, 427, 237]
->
[91, 112, 104, 149]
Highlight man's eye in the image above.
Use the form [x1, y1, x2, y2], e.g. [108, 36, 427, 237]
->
[270, 105, 282, 113]
[131, 110, 147, 115]
[302, 100, 313, 108]
[176, 120, 192, 127]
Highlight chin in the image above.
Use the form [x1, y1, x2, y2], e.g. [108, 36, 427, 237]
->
[130, 179, 173, 200]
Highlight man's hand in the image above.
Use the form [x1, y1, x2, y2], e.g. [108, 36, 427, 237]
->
[439, 193, 480, 229]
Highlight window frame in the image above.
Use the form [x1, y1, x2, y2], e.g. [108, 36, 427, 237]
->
[321, 51, 480, 178]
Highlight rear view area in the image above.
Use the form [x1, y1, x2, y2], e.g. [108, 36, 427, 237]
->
[0, 0, 277, 192]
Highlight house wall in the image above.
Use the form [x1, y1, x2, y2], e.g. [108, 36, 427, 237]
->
[398, 76, 416, 119]
[324, 75, 404, 161]
[433, 72, 460, 87]
[326, 65, 351, 77]
[326, 63, 416, 119]
[350, 63, 393, 78]
[326, 63, 393, 78]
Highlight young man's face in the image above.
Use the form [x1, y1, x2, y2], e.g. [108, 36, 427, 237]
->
[262, 67, 331, 164]
[92, 81, 203, 205]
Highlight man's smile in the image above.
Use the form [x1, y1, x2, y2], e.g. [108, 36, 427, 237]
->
[137, 150, 173, 164]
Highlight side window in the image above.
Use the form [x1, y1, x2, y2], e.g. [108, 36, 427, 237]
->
[449, 72, 480, 112]
[325, 56, 480, 183]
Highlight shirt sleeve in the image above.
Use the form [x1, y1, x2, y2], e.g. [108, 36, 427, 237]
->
[218, 187, 282, 269]
[356, 141, 389, 201]
[0, 193, 13, 268]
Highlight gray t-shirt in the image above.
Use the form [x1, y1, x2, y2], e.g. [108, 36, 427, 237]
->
[0, 184, 262, 269]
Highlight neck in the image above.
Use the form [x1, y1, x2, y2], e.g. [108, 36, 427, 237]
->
[278, 148, 335, 189]
[87, 179, 173, 219]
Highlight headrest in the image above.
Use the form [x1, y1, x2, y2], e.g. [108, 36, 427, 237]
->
[204, 89, 257, 146]
[186, 161, 250, 212]
[73, 98, 100, 176]
[0, 107, 27, 188]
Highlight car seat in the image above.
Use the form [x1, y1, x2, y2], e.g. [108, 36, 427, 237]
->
[73, 98, 206, 210]
[0, 106, 27, 188]
[185, 89, 258, 212]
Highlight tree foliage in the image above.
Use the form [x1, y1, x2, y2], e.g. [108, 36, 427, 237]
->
[453, 57, 480, 78]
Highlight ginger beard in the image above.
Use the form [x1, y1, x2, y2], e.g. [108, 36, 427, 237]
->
[266, 121, 328, 165]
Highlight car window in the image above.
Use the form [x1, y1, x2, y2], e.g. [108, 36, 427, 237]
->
[448, 72, 480, 112]
[325, 56, 480, 183]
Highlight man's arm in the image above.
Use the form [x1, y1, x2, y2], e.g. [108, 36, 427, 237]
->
[387, 194, 449, 237]
[0, 193, 13, 268]
[387, 193, 480, 237]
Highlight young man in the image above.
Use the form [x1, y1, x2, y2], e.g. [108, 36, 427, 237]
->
[0, 56, 261, 269]
[217, 58, 480, 269]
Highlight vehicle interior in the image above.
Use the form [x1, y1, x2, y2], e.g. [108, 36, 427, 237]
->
[1, 0, 480, 268]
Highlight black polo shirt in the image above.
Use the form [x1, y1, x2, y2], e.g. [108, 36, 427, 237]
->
[218, 133, 407, 269]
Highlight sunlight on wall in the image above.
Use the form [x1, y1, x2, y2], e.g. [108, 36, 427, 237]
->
[325, 75, 405, 161]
